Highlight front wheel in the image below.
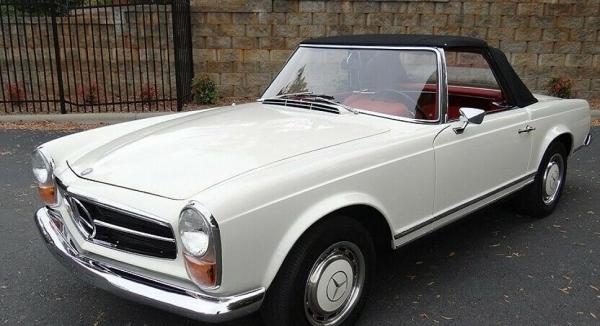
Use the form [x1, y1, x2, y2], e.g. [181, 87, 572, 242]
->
[261, 215, 375, 326]
[514, 141, 568, 218]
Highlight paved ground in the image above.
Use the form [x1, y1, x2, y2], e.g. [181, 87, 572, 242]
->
[0, 127, 599, 325]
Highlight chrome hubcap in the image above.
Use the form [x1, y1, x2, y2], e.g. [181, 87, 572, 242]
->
[304, 241, 365, 326]
[542, 153, 564, 205]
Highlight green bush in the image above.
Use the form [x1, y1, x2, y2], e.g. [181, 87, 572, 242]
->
[191, 75, 219, 105]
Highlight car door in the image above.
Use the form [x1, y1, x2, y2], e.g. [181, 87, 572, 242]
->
[432, 51, 533, 217]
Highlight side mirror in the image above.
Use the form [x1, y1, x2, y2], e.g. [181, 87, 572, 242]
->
[453, 107, 485, 134]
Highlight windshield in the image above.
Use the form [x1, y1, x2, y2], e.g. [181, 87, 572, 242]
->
[262, 46, 439, 121]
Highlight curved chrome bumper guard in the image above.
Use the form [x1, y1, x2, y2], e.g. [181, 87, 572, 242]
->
[574, 133, 592, 153]
[34, 208, 265, 323]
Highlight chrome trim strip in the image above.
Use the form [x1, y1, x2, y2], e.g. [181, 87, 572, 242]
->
[62, 182, 173, 230]
[438, 47, 448, 123]
[94, 220, 176, 243]
[393, 172, 537, 240]
[57, 181, 178, 259]
[34, 207, 264, 322]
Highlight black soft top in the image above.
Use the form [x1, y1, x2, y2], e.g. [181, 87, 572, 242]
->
[301, 34, 537, 108]
[301, 34, 488, 49]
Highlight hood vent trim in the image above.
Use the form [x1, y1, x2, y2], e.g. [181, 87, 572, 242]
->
[262, 98, 341, 114]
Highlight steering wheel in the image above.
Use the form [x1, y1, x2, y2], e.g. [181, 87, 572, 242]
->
[373, 89, 426, 119]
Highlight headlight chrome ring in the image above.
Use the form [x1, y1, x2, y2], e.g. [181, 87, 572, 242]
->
[178, 201, 221, 291]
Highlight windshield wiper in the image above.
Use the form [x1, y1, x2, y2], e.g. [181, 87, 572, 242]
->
[267, 92, 359, 114]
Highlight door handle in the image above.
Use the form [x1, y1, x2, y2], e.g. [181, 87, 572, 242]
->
[518, 125, 536, 134]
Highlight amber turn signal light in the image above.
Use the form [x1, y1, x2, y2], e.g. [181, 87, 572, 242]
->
[38, 185, 57, 206]
[184, 254, 217, 288]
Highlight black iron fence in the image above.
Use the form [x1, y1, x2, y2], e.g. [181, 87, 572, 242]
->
[0, 0, 193, 114]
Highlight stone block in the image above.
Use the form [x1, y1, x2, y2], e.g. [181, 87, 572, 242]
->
[273, 25, 298, 38]
[367, 13, 394, 26]
[258, 37, 286, 50]
[246, 25, 271, 37]
[221, 72, 243, 86]
[407, 1, 435, 14]
[566, 54, 593, 67]
[233, 37, 258, 49]
[243, 49, 269, 62]
[217, 49, 242, 62]
[299, 25, 326, 38]
[539, 54, 566, 66]
[313, 13, 340, 25]
[287, 13, 312, 25]
[299, 1, 325, 13]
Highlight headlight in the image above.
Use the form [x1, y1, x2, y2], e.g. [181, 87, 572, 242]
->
[32, 149, 57, 206]
[178, 202, 221, 290]
[32, 149, 52, 185]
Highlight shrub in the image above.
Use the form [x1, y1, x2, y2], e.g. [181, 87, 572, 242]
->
[140, 84, 158, 104]
[77, 82, 100, 105]
[191, 75, 218, 105]
[6, 83, 25, 102]
[546, 77, 573, 99]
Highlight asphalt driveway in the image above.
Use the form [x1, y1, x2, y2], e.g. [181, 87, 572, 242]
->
[1, 127, 599, 325]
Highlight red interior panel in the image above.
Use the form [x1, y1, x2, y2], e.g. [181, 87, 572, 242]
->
[343, 95, 411, 117]
[339, 85, 505, 121]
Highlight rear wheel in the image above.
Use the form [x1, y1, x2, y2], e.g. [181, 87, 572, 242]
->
[514, 141, 568, 218]
[261, 215, 375, 326]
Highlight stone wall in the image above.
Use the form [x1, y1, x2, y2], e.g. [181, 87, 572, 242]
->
[190, 0, 600, 100]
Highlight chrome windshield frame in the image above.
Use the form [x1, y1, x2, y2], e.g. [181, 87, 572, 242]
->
[259, 44, 448, 125]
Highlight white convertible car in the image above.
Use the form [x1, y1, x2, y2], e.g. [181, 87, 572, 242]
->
[33, 35, 592, 325]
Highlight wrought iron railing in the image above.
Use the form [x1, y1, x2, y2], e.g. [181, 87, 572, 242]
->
[0, 0, 193, 113]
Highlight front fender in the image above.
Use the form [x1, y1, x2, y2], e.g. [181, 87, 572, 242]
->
[261, 192, 392, 289]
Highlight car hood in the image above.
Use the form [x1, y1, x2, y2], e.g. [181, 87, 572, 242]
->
[68, 103, 390, 199]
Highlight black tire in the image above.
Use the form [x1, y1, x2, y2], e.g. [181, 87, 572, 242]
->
[261, 215, 375, 326]
[514, 141, 568, 218]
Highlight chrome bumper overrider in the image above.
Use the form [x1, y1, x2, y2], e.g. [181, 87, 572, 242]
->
[584, 133, 592, 146]
[34, 207, 264, 323]
[574, 133, 592, 153]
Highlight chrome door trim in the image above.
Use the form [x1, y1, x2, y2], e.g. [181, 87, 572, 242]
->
[393, 172, 537, 241]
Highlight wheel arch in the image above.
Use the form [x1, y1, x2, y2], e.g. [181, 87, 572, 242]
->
[261, 193, 394, 290]
[532, 125, 573, 170]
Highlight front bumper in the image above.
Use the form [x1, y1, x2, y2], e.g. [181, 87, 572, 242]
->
[34, 207, 264, 323]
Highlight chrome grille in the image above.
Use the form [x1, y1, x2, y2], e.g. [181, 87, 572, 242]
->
[58, 181, 177, 259]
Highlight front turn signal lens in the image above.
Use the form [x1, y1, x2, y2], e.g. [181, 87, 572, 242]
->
[184, 254, 218, 288]
[38, 185, 57, 206]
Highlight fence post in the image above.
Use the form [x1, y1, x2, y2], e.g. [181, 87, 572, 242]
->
[51, 10, 66, 114]
[172, 0, 193, 111]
